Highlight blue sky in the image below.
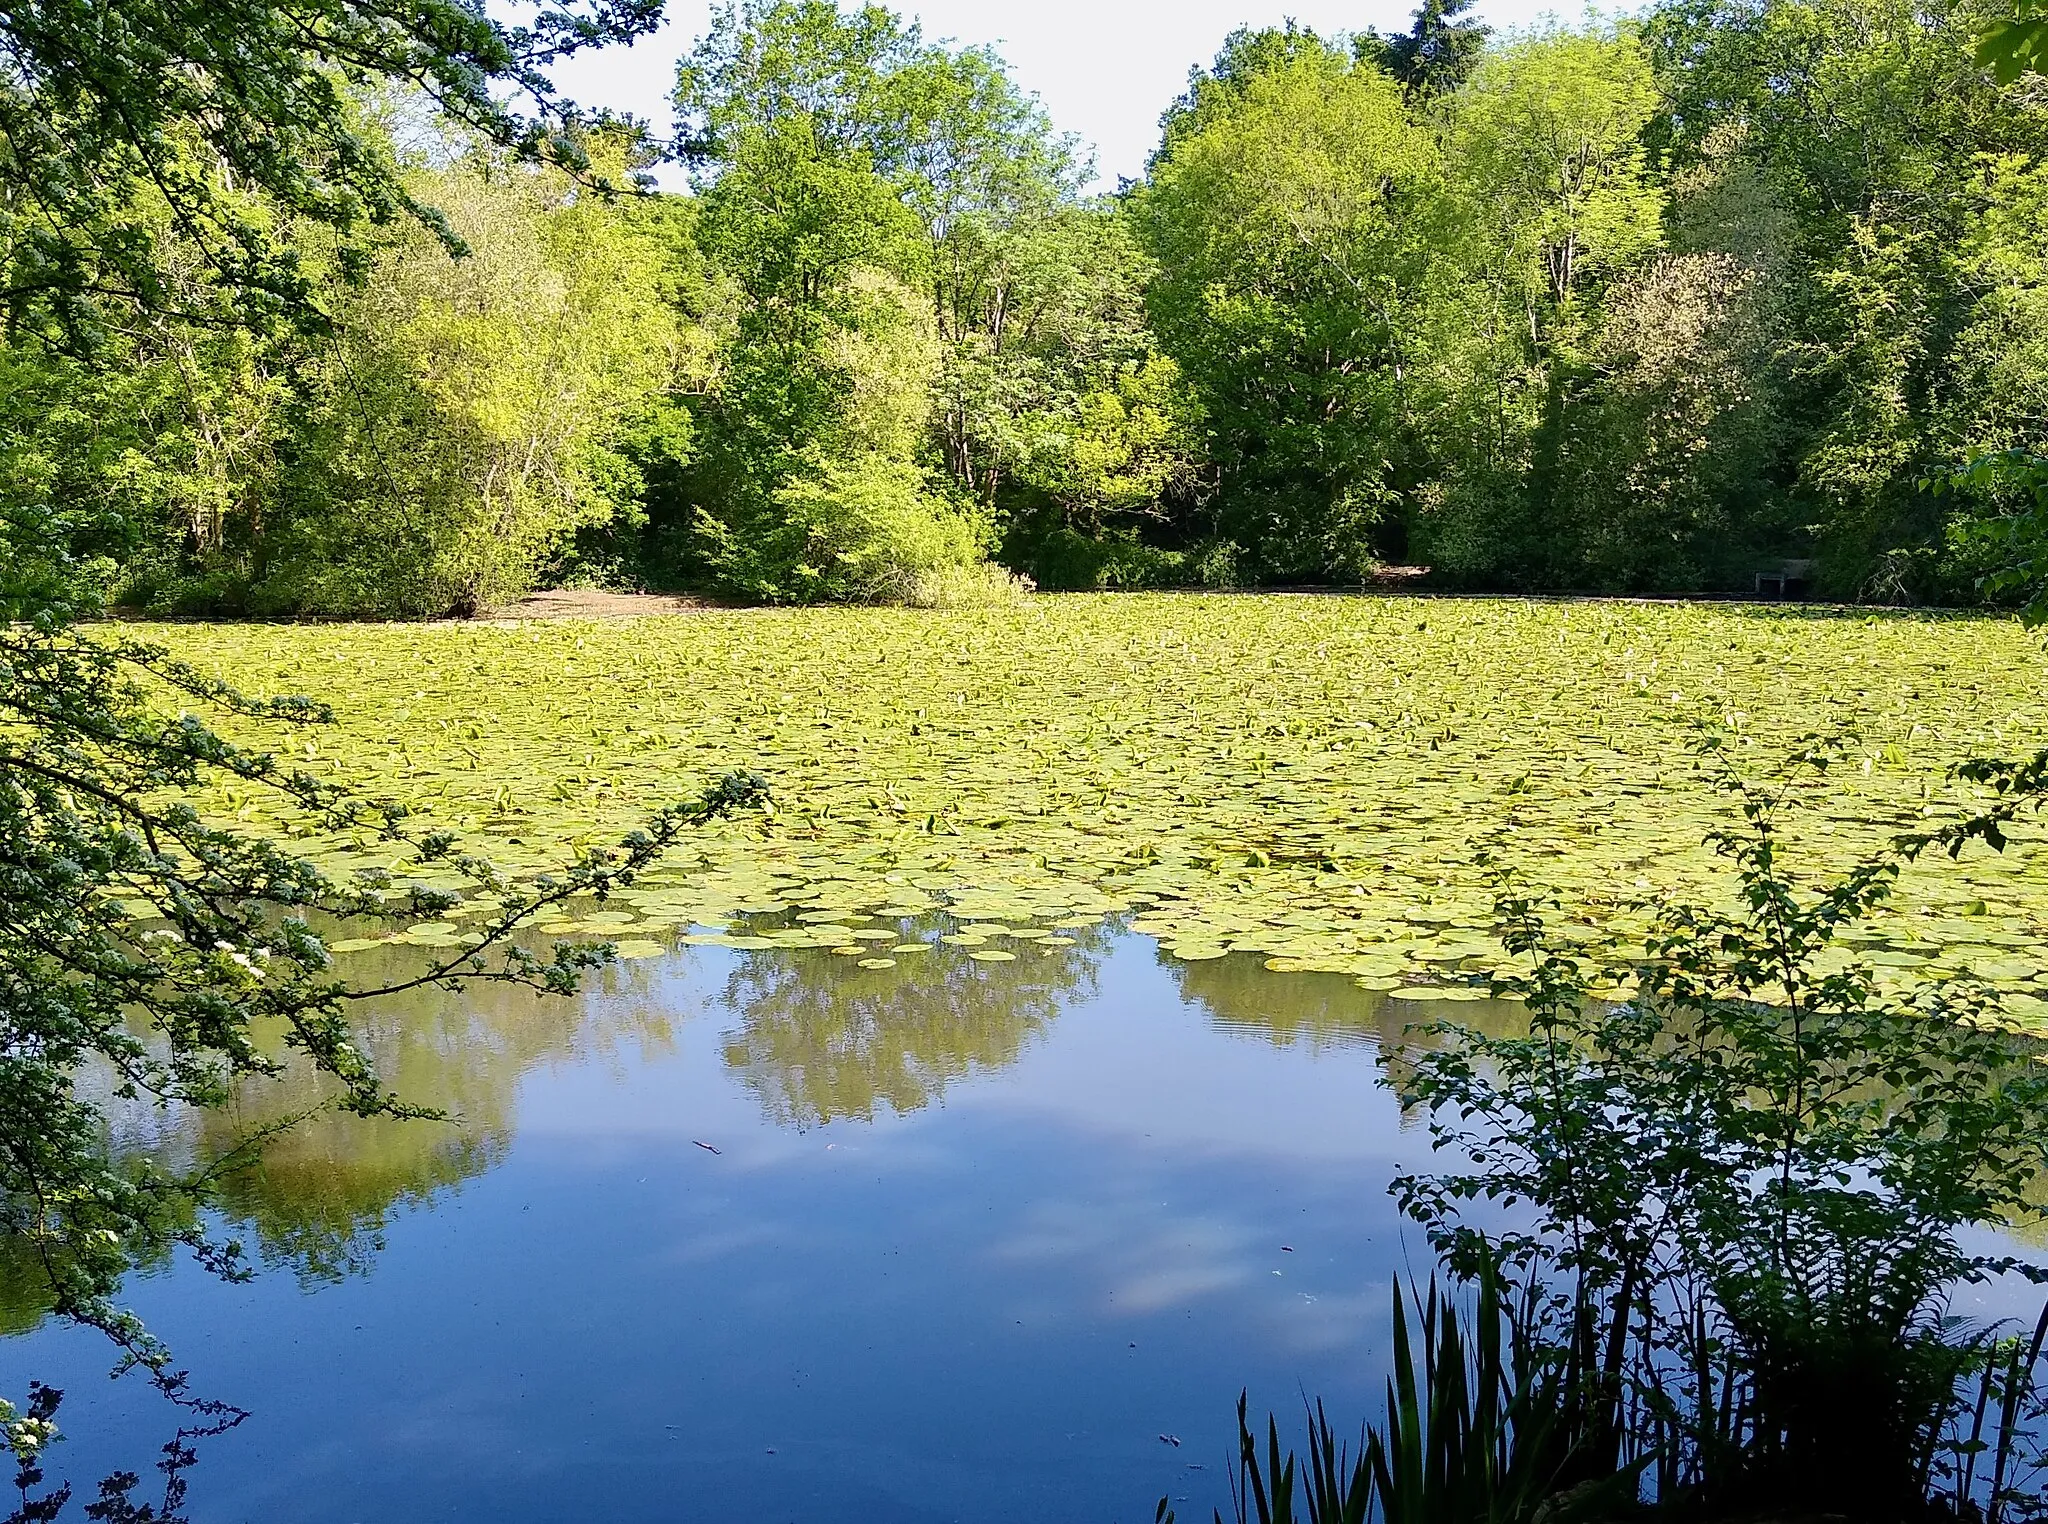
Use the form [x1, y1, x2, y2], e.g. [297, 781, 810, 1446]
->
[545, 0, 1583, 190]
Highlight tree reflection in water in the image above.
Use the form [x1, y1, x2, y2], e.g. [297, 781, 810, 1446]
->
[0, 938, 683, 1330]
[3, 929, 1537, 1334]
[1160, 950, 1529, 1057]
[201, 938, 690, 1283]
[716, 924, 1114, 1127]
[0, 928, 1527, 1520]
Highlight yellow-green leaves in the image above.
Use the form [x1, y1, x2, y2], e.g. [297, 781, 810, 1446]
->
[147, 595, 2048, 1008]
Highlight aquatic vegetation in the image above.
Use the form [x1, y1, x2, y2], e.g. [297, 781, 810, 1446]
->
[1171, 1263, 1638, 1524]
[142, 595, 2048, 1017]
[1392, 739, 2048, 1517]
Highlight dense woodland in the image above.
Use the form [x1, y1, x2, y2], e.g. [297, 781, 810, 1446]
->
[12, 0, 2048, 614]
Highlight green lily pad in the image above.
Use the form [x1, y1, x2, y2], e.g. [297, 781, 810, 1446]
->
[132, 597, 2048, 1029]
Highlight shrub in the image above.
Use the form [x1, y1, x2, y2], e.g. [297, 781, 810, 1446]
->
[1010, 524, 1238, 592]
[1391, 729, 2048, 1517]
[899, 562, 1035, 609]
[698, 453, 999, 605]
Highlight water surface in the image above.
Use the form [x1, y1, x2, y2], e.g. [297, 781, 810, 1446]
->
[12, 929, 2036, 1522]
[6, 931, 1477, 1522]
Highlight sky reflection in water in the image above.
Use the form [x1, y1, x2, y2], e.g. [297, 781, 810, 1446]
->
[10, 926, 2004, 1523]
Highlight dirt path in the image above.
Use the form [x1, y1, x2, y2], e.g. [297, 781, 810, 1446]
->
[484, 588, 718, 621]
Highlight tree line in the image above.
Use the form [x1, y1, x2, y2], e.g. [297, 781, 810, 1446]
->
[12, 0, 2048, 615]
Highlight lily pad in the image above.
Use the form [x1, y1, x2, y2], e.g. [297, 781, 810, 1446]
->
[132, 598, 2048, 1020]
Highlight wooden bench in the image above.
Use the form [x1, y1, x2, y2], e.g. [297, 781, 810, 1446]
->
[1754, 559, 1817, 599]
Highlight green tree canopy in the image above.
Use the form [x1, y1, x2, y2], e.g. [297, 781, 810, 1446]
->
[0, 0, 659, 350]
[1135, 30, 1449, 579]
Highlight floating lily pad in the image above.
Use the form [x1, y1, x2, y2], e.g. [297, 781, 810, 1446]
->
[134, 598, 2048, 1022]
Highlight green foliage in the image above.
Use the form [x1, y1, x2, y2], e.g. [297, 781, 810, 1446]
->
[0, 0, 748, 1467]
[1415, 26, 1677, 588]
[1948, 451, 2048, 623]
[1008, 526, 1226, 592]
[1645, 0, 2046, 599]
[0, 331, 288, 610]
[0, 125, 699, 619]
[16, 0, 2048, 607]
[1392, 730, 2048, 1515]
[1359, 1266, 1647, 1524]
[256, 153, 683, 616]
[1162, 1262, 1639, 1524]
[1136, 32, 1446, 581]
[1979, 0, 2048, 82]
[0, 0, 655, 350]
[665, 0, 1197, 602]
[718, 452, 996, 604]
[1127, 0, 2046, 597]
[1383, 0, 1491, 98]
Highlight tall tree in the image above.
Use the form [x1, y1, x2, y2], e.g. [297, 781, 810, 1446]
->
[1385, 0, 1491, 97]
[671, 0, 1187, 600]
[1418, 25, 1669, 585]
[1135, 30, 1452, 579]
[263, 149, 687, 616]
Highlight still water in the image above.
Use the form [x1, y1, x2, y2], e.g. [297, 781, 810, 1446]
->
[16, 927, 2037, 1522]
[4, 927, 1480, 1523]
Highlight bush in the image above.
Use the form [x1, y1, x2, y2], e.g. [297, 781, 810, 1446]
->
[899, 561, 1035, 609]
[1391, 729, 2048, 1517]
[702, 453, 999, 605]
[1009, 524, 1242, 592]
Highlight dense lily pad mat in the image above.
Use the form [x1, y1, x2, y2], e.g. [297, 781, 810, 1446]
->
[137, 596, 2048, 1016]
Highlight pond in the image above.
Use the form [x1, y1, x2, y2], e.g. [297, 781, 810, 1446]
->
[154, 599, 2048, 1024]
[12, 921, 2048, 1522]
[18, 599, 2047, 1520]
[6, 927, 1493, 1523]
